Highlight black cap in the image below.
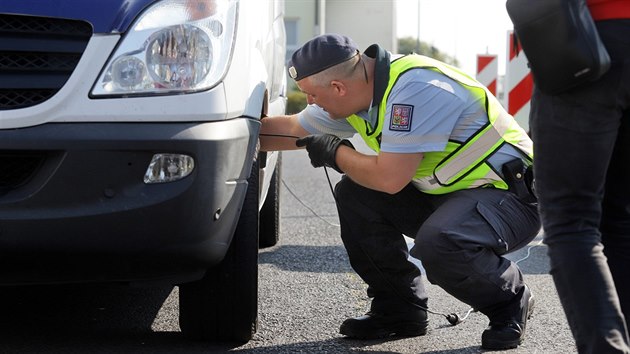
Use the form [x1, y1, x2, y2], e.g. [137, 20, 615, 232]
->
[288, 34, 359, 81]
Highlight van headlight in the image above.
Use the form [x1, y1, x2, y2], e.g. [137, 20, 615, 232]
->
[91, 0, 238, 96]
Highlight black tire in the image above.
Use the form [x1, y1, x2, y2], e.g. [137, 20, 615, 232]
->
[178, 160, 260, 343]
[259, 153, 281, 249]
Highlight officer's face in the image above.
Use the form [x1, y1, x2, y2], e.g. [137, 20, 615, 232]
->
[297, 78, 353, 119]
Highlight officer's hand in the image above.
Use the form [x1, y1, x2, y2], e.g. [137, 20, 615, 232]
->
[295, 134, 354, 173]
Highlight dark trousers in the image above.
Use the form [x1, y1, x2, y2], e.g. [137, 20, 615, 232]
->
[334, 176, 540, 318]
[530, 19, 630, 354]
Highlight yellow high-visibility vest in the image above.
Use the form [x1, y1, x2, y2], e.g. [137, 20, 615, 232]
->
[347, 54, 533, 194]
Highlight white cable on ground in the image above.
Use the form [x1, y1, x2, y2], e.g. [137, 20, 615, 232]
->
[515, 236, 545, 265]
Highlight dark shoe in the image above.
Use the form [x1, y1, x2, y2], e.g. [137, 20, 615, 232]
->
[481, 285, 535, 350]
[339, 310, 428, 339]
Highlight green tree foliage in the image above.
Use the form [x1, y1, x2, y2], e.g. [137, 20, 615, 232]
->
[398, 36, 459, 67]
[286, 90, 307, 114]
[286, 82, 307, 114]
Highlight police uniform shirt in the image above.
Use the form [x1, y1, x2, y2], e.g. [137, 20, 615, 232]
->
[297, 67, 524, 169]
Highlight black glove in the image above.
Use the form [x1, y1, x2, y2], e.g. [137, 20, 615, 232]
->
[295, 134, 354, 173]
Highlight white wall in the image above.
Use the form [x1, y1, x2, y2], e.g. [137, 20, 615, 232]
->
[284, 0, 397, 60]
[324, 0, 397, 53]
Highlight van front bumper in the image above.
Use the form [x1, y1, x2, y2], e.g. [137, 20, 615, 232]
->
[0, 119, 260, 285]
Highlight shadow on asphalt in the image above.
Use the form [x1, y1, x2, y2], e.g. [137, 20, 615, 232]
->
[258, 244, 353, 273]
[0, 284, 185, 352]
[0, 285, 487, 354]
[0, 244, 550, 353]
[233, 337, 485, 354]
[260, 243, 550, 276]
[0, 283, 168, 331]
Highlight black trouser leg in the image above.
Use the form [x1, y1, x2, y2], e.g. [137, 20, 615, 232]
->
[334, 177, 433, 313]
[602, 107, 630, 322]
[530, 20, 630, 353]
[410, 188, 540, 314]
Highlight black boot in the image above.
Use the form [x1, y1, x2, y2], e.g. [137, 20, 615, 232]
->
[481, 285, 535, 350]
[339, 309, 428, 339]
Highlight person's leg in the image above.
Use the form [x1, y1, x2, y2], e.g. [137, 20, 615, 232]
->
[410, 188, 540, 349]
[333, 176, 435, 337]
[411, 188, 539, 309]
[530, 19, 630, 353]
[602, 107, 630, 322]
[601, 21, 630, 323]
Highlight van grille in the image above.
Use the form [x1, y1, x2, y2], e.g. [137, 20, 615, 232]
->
[0, 14, 92, 110]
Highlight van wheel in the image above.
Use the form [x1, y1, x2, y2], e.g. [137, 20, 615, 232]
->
[178, 160, 259, 343]
[259, 153, 281, 248]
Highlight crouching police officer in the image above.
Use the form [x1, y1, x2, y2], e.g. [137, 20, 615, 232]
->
[260, 34, 540, 350]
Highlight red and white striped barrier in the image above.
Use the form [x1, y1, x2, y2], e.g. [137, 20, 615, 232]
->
[504, 30, 533, 132]
[476, 54, 498, 96]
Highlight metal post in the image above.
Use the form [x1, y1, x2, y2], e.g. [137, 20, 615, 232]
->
[416, 0, 421, 54]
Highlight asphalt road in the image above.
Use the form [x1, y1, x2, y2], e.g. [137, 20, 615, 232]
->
[0, 149, 578, 353]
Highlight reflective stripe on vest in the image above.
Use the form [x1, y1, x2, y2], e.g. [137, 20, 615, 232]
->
[346, 54, 533, 194]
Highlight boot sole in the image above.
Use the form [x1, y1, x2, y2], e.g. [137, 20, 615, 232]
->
[340, 321, 428, 339]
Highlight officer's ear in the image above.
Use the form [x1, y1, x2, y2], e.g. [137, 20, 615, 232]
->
[330, 80, 348, 96]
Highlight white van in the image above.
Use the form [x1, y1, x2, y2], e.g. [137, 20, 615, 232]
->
[0, 0, 286, 342]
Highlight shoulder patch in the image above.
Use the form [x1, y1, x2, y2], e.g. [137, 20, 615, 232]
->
[389, 104, 413, 131]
